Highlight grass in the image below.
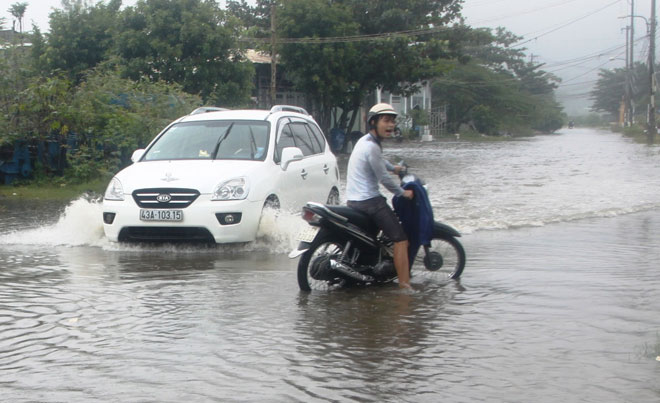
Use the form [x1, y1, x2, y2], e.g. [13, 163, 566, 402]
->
[610, 124, 660, 144]
[0, 178, 108, 201]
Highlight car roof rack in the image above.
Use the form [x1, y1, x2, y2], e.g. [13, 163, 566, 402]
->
[190, 106, 229, 115]
[269, 105, 309, 116]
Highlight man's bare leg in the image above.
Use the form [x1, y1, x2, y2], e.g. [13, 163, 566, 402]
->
[393, 240, 411, 288]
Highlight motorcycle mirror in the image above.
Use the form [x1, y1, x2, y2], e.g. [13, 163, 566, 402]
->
[397, 160, 408, 178]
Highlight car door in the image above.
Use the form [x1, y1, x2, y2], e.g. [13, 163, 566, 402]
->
[273, 118, 316, 210]
[305, 121, 338, 196]
[288, 119, 335, 204]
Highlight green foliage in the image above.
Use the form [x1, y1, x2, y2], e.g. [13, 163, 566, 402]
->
[278, 0, 361, 130]
[471, 105, 499, 135]
[409, 107, 429, 126]
[8, 2, 28, 33]
[0, 56, 201, 183]
[0, 43, 26, 146]
[590, 62, 649, 119]
[531, 97, 565, 133]
[42, 0, 122, 83]
[433, 27, 564, 135]
[66, 66, 202, 181]
[0, 0, 570, 188]
[115, 0, 254, 106]
[276, 0, 461, 132]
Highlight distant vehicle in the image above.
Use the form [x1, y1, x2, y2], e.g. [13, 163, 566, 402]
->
[568, 120, 575, 129]
[102, 105, 340, 243]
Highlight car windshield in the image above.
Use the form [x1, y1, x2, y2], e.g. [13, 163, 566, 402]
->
[143, 120, 269, 161]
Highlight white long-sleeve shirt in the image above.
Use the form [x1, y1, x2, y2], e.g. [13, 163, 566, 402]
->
[346, 133, 404, 201]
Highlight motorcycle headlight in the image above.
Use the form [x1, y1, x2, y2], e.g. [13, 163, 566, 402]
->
[212, 177, 249, 201]
[104, 177, 124, 201]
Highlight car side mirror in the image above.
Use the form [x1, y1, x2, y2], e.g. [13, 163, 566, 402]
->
[131, 149, 145, 163]
[280, 147, 304, 170]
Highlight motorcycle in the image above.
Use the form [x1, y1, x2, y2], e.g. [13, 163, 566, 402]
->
[289, 165, 466, 291]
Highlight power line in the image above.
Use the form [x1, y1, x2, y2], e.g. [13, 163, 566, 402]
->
[560, 52, 627, 85]
[541, 43, 626, 68]
[511, 0, 622, 48]
[236, 24, 456, 44]
[467, 0, 586, 27]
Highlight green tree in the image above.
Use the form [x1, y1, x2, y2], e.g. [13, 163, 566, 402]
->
[42, 0, 122, 83]
[433, 62, 528, 134]
[277, 0, 461, 132]
[433, 26, 564, 135]
[226, 0, 271, 38]
[27, 25, 48, 76]
[116, 0, 254, 106]
[0, 34, 35, 147]
[66, 66, 201, 181]
[8, 2, 27, 33]
[8, 74, 74, 176]
[590, 62, 649, 120]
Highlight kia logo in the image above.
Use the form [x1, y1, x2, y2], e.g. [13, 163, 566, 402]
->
[156, 194, 172, 203]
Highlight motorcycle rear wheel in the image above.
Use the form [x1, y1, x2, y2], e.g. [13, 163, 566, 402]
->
[412, 236, 465, 281]
[297, 234, 346, 292]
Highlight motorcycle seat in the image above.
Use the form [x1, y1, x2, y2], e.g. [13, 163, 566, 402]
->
[325, 205, 379, 235]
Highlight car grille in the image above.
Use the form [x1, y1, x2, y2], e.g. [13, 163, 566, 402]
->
[132, 188, 200, 209]
[118, 227, 214, 243]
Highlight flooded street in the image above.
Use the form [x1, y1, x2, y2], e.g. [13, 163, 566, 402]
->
[1, 128, 659, 402]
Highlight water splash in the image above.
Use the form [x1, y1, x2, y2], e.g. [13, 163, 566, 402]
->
[0, 198, 106, 247]
[0, 197, 306, 254]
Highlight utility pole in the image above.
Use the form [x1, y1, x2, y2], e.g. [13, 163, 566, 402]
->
[630, 0, 635, 69]
[630, 0, 635, 125]
[623, 25, 631, 127]
[270, 1, 277, 107]
[648, 0, 657, 143]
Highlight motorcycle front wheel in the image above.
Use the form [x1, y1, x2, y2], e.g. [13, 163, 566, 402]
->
[297, 233, 346, 292]
[412, 236, 465, 282]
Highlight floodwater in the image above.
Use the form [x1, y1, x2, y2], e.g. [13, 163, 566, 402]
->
[1, 128, 659, 402]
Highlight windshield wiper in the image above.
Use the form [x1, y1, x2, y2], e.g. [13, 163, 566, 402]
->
[211, 123, 234, 160]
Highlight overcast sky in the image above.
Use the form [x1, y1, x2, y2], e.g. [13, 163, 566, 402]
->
[461, 0, 654, 114]
[1, 0, 654, 114]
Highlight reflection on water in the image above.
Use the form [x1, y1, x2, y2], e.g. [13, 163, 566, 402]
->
[1, 129, 660, 401]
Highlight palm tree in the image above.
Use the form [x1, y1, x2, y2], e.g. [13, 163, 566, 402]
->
[8, 2, 28, 33]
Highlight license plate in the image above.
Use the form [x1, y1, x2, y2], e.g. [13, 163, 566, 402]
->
[139, 209, 183, 222]
[296, 226, 319, 242]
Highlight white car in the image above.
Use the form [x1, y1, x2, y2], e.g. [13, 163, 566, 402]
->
[102, 105, 340, 243]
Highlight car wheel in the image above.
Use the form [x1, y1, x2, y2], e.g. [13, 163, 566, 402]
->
[256, 195, 281, 239]
[263, 195, 280, 210]
[326, 188, 340, 205]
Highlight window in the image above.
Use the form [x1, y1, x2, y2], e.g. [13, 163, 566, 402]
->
[306, 124, 326, 153]
[274, 122, 296, 163]
[290, 123, 315, 156]
[144, 121, 269, 161]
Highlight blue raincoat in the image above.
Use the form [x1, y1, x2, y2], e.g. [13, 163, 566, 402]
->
[392, 179, 435, 266]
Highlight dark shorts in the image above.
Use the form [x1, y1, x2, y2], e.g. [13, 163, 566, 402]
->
[347, 196, 408, 242]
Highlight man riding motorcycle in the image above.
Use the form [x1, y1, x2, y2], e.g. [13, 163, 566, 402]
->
[345, 103, 414, 289]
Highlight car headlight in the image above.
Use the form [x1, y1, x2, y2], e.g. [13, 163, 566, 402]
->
[212, 177, 249, 201]
[104, 177, 125, 201]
